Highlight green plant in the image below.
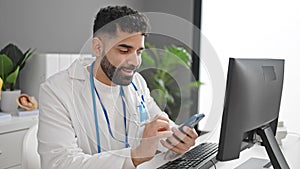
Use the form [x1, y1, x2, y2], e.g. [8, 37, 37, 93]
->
[0, 43, 35, 91]
[139, 43, 202, 120]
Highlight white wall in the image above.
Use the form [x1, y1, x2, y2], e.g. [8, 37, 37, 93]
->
[0, 0, 143, 53]
[0, 0, 194, 54]
[200, 0, 300, 135]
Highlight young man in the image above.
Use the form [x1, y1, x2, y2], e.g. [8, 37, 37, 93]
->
[38, 5, 198, 169]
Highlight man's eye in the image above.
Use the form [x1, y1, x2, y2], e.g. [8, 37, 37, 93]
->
[120, 49, 129, 53]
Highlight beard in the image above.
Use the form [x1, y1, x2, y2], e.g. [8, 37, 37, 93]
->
[100, 55, 137, 86]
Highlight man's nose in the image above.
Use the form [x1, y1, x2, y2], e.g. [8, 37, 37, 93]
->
[127, 52, 141, 66]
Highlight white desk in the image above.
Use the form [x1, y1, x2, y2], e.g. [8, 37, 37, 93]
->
[0, 116, 38, 169]
[138, 133, 300, 169]
[215, 135, 300, 169]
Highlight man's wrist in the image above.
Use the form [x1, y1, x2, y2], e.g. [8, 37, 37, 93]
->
[131, 148, 152, 167]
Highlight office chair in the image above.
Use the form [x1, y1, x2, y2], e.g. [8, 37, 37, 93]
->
[21, 124, 41, 169]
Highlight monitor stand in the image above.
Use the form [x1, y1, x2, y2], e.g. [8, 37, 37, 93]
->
[235, 158, 271, 169]
[257, 125, 290, 169]
[235, 125, 290, 169]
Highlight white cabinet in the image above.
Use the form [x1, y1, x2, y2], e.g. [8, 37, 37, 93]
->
[0, 116, 38, 169]
[20, 53, 93, 101]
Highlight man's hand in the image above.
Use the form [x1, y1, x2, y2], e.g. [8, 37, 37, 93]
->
[160, 126, 198, 154]
[131, 115, 172, 167]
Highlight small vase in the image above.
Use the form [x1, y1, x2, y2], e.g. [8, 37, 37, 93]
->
[0, 90, 21, 115]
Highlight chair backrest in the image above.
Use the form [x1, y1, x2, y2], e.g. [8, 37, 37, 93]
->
[21, 124, 41, 169]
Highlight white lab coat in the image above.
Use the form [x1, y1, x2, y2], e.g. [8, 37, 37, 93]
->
[37, 59, 173, 169]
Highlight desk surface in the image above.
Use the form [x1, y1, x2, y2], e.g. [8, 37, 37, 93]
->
[138, 133, 300, 169]
[0, 115, 38, 134]
[215, 135, 300, 169]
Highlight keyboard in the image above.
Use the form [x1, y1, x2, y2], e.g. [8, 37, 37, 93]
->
[157, 142, 218, 169]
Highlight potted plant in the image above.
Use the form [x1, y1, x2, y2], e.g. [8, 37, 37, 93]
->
[0, 43, 35, 114]
[139, 43, 202, 121]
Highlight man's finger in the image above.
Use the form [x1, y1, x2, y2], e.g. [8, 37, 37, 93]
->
[172, 127, 186, 141]
[153, 115, 169, 123]
[156, 131, 173, 139]
[160, 139, 185, 154]
[171, 127, 196, 148]
[153, 119, 170, 131]
[145, 116, 170, 131]
[182, 126, 198, 139]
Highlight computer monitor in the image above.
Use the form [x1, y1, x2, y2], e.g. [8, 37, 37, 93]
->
[216, 58, 290, 169]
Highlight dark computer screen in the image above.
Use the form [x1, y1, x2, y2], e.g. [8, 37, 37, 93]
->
[216, 58, 290, 169]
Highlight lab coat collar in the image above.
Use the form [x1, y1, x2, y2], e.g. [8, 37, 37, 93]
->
[67, 59, 94, 116]
[67, 59, 90, 81]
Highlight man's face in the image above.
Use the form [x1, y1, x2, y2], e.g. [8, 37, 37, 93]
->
[99, 30, 145, 86]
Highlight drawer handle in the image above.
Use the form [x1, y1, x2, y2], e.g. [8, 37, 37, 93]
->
[0, 150, 2, 155]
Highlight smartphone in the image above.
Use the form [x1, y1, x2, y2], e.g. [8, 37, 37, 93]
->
[178, 113, 205, 132]
[165, 114, 205, 145]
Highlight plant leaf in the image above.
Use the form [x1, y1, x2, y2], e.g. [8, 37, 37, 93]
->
[6, 66, 20, 91]
[0, 43, 23, 70]
[166, 46, 191, 68]
[0, 54, 14, 78]
[19, 48, 35, 70]
[184, 81, 203, 89]
[141, 50, 155, 68]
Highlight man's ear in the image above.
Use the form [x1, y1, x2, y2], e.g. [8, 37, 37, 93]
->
[92, 37, 103, 57]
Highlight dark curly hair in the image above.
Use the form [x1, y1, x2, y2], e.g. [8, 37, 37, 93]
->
[93, 6, 150, 37]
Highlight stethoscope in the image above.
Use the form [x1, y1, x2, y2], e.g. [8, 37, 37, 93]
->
[89, 61, 148, 153]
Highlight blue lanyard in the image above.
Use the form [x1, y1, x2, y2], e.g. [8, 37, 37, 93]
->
[90, 62, 131, 153]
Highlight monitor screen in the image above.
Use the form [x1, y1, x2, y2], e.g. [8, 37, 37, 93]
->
[216, 58, 289, 169]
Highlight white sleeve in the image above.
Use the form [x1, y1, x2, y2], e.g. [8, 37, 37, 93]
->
[144, 85, 178, 153]
[37, 83, 135, 169]
[134, 74, 177, 153]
